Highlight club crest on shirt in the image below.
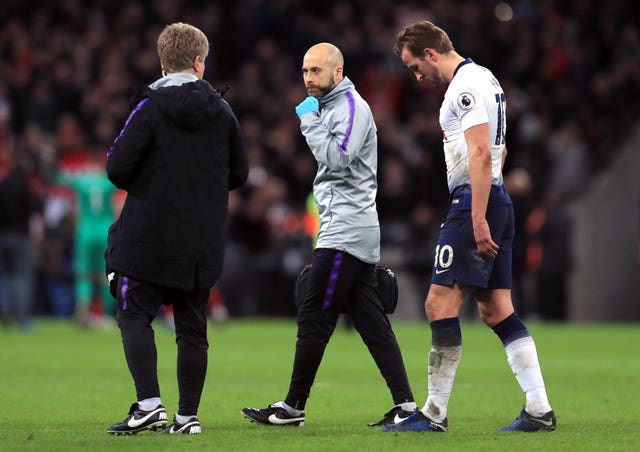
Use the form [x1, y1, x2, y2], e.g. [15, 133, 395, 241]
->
[457, 92, 476, 110]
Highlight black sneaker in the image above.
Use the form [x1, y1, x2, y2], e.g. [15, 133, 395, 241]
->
[497, 407, 557, 432]
[159, 415, 202, 434]
[107, 403, 168, 435]
[367, 405, 417, 426]
[241, 401, 305, 426]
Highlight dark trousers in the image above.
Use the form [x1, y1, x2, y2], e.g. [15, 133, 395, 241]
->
[285, 249, 414, 410]
[0, 233, 34, 327]
[115, 276, 209, 415]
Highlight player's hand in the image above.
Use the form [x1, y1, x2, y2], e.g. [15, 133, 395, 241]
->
[473, 218, 499, 258]
[295, 96, 319, 117]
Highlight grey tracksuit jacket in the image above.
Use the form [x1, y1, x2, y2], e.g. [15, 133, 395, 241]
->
[299, 77, 380, 264]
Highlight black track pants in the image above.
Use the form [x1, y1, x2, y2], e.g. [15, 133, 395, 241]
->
[115, 276, 209, 415]
[284, 249, 414, 410]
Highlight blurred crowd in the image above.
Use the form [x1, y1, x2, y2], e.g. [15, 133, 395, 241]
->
[0, 0, 638, 329]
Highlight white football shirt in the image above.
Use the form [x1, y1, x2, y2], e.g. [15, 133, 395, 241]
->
[439, 58, 506, 192]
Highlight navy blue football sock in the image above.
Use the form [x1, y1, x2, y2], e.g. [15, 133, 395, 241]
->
[430, 317, 462, 347]
[492, 312, 530, 346]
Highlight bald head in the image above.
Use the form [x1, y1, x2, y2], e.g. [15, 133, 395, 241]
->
[304, 43, 344, 69]
[302, 43, 344, 97]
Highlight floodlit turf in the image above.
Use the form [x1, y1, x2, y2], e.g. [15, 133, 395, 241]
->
[1, 318, 638, 451]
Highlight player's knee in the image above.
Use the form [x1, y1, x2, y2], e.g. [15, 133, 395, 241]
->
[478, 305, 514, 327]
[425, 284, 462, 321]
[425, 298, 455, 321]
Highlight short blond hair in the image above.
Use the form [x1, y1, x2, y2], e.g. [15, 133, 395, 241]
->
[157, 22, 209, 74]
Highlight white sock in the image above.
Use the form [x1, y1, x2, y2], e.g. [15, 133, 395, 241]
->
[504, 336, 552, 416]
[421, 345, 462, 423]
[283, 401, 304, 416]
[175, 413, 196, 423]
[138, 397, 162, 411]
[398, 402, 418, 412]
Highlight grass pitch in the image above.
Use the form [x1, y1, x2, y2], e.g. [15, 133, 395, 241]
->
[1, 318, 638, 451]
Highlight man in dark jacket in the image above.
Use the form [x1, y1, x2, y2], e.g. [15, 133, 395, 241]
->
[0, 146, 43, 330]
[106, 22, 248, 435]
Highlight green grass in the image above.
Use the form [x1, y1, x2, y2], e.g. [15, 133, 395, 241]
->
[1, 319, 638, 451]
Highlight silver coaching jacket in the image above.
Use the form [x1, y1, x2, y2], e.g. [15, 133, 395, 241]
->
[299, 77, 380, 264]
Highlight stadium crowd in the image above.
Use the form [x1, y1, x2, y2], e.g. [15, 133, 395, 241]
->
[0, 0, 638, 328]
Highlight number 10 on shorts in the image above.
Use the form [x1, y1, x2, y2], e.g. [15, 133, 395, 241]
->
[434, 244, 454, 270]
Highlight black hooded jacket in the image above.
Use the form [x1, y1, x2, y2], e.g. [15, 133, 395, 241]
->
[106, 79, 248, 291]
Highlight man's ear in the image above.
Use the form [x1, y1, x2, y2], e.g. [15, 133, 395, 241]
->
[193, 55, 206, 78]
[424, 48, 436, 62]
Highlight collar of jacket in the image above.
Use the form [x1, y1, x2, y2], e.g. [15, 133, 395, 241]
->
[148, 72, 199, 90]
[319, 77, 355, 105]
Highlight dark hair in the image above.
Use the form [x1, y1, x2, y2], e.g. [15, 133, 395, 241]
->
[394, 21, 454, 56]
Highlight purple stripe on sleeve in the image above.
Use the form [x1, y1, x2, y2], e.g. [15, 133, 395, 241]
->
[339, 92, 356, 152]
[107, 98, 149, 158]
[322, 251, 343, 310]
[121, 276, 129, 310]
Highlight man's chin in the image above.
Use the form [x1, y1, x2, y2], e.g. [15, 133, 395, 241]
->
[306, 89, 322, 98]
[429, 77, 445, 88]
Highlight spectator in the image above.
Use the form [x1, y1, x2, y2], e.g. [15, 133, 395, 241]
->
[0, 136, 43, 330]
